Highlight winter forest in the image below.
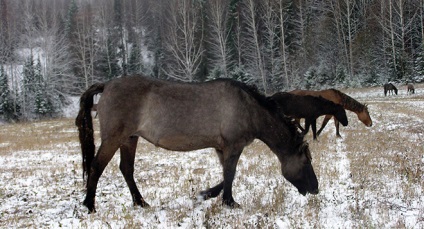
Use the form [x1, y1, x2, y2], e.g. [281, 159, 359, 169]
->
[0, 0, 423, 121]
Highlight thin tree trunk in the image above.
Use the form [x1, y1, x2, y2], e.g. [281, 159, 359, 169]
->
[279, 0, 289, 88]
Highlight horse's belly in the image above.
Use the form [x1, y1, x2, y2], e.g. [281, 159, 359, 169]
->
[146, 134, 220, 151]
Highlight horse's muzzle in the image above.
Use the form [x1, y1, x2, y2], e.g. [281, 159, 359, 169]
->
[309, 188, 319, 195]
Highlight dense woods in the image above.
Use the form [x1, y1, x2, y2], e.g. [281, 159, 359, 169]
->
[0, 0, 423, 121]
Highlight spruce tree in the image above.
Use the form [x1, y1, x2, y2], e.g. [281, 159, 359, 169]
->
[0, 65, 15, 121]
[128, 43, 144, 74]
[96, 32, 122, 80]
[33, 59, 53, 117]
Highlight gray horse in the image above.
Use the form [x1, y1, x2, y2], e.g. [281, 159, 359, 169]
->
[76, 75, 319, 213]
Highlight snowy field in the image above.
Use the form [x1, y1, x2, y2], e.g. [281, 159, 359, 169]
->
[0, 85, 423, 228]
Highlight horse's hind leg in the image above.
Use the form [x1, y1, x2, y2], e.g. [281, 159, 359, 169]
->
[119, 136, 150, 208]
[84, 139, 120, 213]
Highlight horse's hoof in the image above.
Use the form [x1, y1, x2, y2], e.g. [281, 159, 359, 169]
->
[140, 201, 150, 208]
[199, 191, 211, 200]
[88, 208, 96, 214]
[134, 201, 151, 208]
[222, 199, 241, 209]
[200, 190, 221, 200]
[83, 200, 96, 213]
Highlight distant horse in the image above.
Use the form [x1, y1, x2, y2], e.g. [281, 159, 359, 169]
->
[75, 75, 319, 213]
[290, 89, 372, 138]
[384, 83, 398, 96]
[407, 83, 415, 95]
[272, 92, 348, 140]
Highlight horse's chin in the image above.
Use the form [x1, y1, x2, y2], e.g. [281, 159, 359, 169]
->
[297, 188, 307, 196]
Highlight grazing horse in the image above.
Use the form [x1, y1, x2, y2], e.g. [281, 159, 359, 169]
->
[407, 83, 415, 95]
[271, 92, 348, 140]
[75, 75, 319, 213]
[290, 89, 372, 138]
[384, 83, 398, 96]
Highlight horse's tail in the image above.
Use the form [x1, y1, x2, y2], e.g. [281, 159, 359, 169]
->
[75, 83, 105, 182]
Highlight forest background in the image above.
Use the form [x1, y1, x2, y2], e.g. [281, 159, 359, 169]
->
[0, 0, 423, 121]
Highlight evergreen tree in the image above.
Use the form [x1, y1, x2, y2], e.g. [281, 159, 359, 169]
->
[22, 57, 55, 119]
[65, 0, 78, 37]
[128, 43, 144, 74]
[22, 56, 36, 119]
[0, 65, 15, 121]
[33, 59, 53, 117]
[95, 32, 122, 80]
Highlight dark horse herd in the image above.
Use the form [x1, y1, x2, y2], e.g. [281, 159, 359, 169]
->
[384, 82, 416, 96]
[76, 75, 375, 213]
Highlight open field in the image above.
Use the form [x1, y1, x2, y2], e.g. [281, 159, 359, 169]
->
[0, 85, 423, 228]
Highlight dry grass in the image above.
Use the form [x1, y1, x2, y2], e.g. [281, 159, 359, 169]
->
[0, 85, 423, 228]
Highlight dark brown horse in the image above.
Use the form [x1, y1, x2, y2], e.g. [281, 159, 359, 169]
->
[76, 75, 319, 213]
[384, 83, 398, 96]
[407, 83, 415, 95]
[290, 89, 372, 138]
[271, 92, 348, 140]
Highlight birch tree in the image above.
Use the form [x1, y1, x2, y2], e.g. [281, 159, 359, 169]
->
[242, 0, 268, 92]
[163, 0, 204, 82]
[261, 0, 284, 92]
[206, 0, 233, 78]
[379, 0, 418, 80]
[72, 2, 98, 89]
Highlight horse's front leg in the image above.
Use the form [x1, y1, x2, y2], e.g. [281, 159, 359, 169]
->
[200, 148, 242, 208]
[311, 119, 318, 140]
[200, 150, 225, 200]
[294, 118, 305, 131]
[221, 149, 242, 208]
[334, 119, 342, 138]
[200, 181, 224, 200]
[119, 136, 150, 208]
[302, 119, 311, 136]
[317, 115, 331, 136]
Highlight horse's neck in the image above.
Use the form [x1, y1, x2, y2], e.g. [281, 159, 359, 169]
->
[340, 95, 364, 113]
[257, 112, 293, 151]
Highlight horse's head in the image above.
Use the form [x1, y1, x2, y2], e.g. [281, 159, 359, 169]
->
[358, 104, 372, 127]
[280, 141, 319, 196]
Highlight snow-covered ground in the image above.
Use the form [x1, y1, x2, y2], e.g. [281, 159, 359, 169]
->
[0, 85, 423, 228]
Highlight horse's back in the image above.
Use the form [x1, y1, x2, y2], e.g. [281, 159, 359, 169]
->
[274, 92, 333, 118]
[290, 89, 342, 104]
[97, 76, 261, 150]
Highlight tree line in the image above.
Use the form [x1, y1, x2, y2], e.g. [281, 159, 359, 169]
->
[0, 0, 423, 121]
